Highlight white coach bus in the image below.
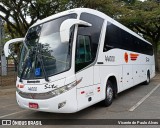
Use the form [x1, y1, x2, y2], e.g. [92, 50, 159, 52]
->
[4, 8, 155, 113]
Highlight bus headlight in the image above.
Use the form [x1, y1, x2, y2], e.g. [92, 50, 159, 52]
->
[51, 81, 77, 97]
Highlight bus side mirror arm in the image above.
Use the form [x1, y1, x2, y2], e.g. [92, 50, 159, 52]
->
[60, 19, 92, 43]
[4, 38, 25, 57]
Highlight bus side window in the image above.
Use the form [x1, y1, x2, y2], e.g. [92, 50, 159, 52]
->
[75, 35, 92, 72]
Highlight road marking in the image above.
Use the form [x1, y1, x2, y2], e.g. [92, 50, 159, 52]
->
[129, 84, 160, 112]
[0, 110, 28, 119]
[0, 103, 17, 109]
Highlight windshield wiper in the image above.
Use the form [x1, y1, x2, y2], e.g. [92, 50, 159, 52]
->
[19, 57, 30, 82]
[35, 44, 49, 82]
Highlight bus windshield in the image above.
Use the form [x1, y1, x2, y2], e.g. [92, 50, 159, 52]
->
[18, 14, 77, 80]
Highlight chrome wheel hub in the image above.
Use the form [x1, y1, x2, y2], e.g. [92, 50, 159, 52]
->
[107, 86, 113, 101]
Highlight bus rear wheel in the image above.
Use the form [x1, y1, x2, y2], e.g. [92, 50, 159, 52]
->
[144, 71, 150, 85]
[103, 80, 113, 107]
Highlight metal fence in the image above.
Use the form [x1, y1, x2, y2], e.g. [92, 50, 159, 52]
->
[0, 59, 17, 86]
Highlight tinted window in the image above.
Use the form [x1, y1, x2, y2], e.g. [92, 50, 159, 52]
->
[78, 13, 104, 60]
[75, 13, 104, 72]
[75, 35, 92, 72]
[103, 22, 153, 55]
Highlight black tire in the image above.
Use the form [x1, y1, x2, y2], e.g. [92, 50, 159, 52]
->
[144, 71, 150, 85]
[103, 80, 114, 107]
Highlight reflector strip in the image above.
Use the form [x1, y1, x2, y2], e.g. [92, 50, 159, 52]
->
[81, 91, 85, 94]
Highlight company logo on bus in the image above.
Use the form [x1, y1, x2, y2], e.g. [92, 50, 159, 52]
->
[124, 52, 128, 63]
[130, 53, 139, 61]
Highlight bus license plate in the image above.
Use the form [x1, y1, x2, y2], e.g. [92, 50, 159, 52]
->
[29, 103, 39, 109]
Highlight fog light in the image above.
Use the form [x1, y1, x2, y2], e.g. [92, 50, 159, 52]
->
[58, 101, 66, 109]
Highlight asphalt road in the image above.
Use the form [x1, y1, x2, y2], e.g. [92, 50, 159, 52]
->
[0, 75, 160, 128]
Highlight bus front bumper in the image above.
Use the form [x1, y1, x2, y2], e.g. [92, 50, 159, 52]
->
[16, 87, 78, 113]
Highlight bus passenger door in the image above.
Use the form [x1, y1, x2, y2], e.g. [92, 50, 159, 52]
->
[123, 65, 133, 89]
[75, 35, 94, 110]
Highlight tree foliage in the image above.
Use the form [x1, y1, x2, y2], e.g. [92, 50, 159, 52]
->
[119, 0, 160, 43]
[0, 0, 71, 38]
[0, 0, 30, 37]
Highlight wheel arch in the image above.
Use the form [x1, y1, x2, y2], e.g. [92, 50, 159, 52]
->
[105, 75, 118, 98]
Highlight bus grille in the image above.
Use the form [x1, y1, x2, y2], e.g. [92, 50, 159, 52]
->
[17, 89, 54, 100]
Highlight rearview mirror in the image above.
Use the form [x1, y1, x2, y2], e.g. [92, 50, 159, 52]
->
[60, 19, 92, 43]
[4, 38, 24, 57]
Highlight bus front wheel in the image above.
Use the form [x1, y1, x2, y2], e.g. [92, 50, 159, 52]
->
[103, 80, 113, 107]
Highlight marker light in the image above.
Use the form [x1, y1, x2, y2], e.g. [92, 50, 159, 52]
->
[17, 84, 24, 88]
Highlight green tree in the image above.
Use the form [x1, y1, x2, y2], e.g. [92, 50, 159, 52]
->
[0, 0, 70, 38]
[0, 0, 30, 37]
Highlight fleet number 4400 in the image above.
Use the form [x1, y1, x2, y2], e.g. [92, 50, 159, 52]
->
[105, 55, 115, 62]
